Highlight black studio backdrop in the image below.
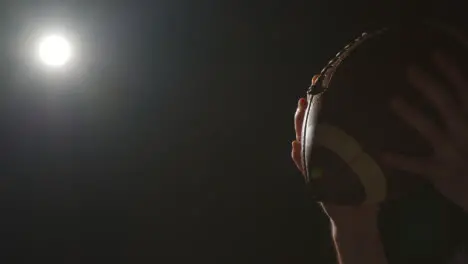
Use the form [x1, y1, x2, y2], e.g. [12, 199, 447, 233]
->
[0, 0, 465, 263]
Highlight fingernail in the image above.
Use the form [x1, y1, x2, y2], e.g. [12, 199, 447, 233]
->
[312, 74, 320, 85]
[298, 98, 306, 108]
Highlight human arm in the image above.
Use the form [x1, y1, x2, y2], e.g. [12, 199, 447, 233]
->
[331, 212, 387, 264]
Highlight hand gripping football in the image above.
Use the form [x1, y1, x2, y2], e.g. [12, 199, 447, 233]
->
[301, 21, 468, 205]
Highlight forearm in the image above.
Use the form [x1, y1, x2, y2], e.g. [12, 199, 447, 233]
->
[331, 219, 388, 264]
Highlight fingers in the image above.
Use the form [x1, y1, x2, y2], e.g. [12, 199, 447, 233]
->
[407, 66, 465, 130]
[292, 76, 316, 175]
[408, 63, 468, 148]
[294, 98, 308, 141]
[291, 140, 304, 174]
[382, 153, 441, 180]
[391, 97, 449, 150]
[312, 74, 320, 85]
[433, 52, 468, 112]
[294, 75, 317, 141]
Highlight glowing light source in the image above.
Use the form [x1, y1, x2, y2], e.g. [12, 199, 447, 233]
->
[38, 35, 72, 67]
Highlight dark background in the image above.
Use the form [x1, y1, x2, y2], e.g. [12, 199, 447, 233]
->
[0, 0, 466, 263]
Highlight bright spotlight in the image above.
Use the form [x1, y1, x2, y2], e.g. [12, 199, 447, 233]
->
[38, 35, 72, 67]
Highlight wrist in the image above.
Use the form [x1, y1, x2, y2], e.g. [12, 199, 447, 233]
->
[331, 212, 379, 233]
[331, 213, 381, 247]
[332, 218, 387, 264]
[332, 218, 380, 239]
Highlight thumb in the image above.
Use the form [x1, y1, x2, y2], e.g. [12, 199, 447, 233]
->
[291, 140, 304, 175]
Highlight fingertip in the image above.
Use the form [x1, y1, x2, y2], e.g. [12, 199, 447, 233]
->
[291, 140, 304, 173]
[292, 140, 300, 149]
[291, 140, 298, 158]
[299, 98, 308, 109]
[312, 74, 320, 85]
[298, 97, 306, 107]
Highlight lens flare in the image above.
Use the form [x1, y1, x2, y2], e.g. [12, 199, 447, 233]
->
[38, 35, 72, 67]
